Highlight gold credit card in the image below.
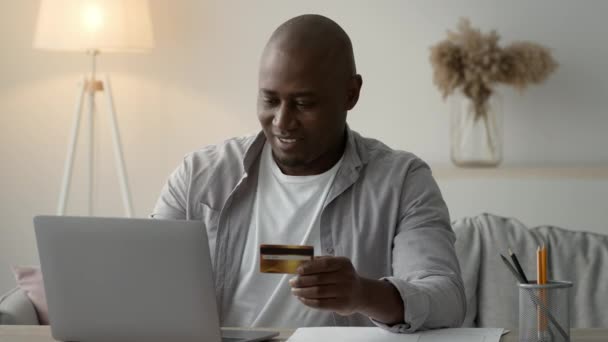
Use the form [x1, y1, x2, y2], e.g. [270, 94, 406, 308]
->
[260, 244, 314, 274]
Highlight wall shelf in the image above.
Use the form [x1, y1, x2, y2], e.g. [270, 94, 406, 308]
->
[430, 165, 608, 180]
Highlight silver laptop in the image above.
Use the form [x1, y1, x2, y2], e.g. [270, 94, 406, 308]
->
[34, 215, 279, 342]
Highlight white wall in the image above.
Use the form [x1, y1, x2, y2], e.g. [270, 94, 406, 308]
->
[1, 0, 607, 292]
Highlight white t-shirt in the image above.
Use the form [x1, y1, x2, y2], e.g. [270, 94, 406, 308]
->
[223, 142, 343, 328]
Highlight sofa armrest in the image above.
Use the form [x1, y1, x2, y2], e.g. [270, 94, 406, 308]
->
[0, 287, 40, 325]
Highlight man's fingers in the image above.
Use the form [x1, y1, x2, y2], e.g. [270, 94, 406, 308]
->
[291, 285, 340, 299]
[296, 296, 341, 311]
[289, 273, 338, 288]
[297, 256, 346, 275]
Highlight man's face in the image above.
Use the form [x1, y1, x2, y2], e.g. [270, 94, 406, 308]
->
[257, 47, 358, 175]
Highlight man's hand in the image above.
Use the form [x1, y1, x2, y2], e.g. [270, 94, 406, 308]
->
[289, 256, 365, 316]
[289, 256, 405, 324]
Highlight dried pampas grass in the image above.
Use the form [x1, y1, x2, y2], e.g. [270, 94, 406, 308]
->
[430, 18, 558, 119]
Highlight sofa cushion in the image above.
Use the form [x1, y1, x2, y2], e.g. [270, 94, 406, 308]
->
[453, 213, 608, 329]
[11, 265, 49, 324]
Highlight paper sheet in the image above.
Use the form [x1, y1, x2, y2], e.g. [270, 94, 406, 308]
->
[287, 327, 504, 342]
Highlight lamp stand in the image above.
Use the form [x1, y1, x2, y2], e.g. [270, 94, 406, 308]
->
[56, 50, 133, 217]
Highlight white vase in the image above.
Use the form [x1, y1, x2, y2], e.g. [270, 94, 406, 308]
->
[449, 90, 503, 167]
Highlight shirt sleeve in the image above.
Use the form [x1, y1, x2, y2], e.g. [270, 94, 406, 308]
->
[150, 157, 190, 220]
[371, 159, 466, 332]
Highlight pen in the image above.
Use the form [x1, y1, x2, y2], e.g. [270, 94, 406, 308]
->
[508, 248, 529, 284]
[500, 254, 525, 283]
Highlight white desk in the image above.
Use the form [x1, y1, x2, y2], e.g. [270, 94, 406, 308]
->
[1, 326, 608, 341]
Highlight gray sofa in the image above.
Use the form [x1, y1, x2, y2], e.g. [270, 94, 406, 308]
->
[2, 213, 608, 328]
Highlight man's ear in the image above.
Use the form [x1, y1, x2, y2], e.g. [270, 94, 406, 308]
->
[346, 74, 363, 111]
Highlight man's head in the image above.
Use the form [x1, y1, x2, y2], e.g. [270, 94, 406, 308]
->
[257, 14, 363, 176]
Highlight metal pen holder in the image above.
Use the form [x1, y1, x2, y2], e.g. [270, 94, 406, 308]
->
[518, 281, 572, 342]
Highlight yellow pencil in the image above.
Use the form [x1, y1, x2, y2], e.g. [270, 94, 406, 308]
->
[537, 245, 548, 341]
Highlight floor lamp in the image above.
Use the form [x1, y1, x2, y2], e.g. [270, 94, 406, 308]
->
[33, 0, 154, 217]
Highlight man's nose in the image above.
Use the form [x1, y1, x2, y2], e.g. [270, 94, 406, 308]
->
[273, 103, 298, 131]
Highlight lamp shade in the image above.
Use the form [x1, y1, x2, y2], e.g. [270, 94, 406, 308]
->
[33, 0, 154, 53]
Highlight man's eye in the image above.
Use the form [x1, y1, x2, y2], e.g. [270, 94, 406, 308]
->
[263, 98, 279, 106]
[295, 101, 315, 108]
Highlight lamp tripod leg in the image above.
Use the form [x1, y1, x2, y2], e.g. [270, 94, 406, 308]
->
[86, 81, 96, 216]
[102, 74, 134, 217]
[57, 76, 87, 215]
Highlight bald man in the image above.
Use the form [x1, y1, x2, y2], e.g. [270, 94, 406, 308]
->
[152, 15, 465, 332]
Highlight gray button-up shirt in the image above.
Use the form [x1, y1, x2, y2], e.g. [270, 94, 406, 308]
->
[151, 127, 465, 332]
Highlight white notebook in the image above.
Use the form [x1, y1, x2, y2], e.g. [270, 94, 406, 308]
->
[287, 327, 504, 342]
